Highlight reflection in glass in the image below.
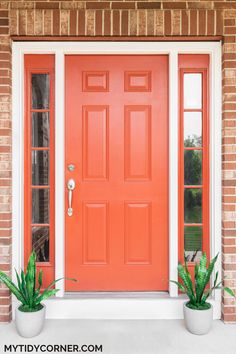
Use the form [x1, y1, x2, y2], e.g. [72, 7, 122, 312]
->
[184, 73, 202, 109]
[32, 227, 49, 262]
[32, 151, 49, 186]
[32, 74, 49, 109]
[184, 112, 202, 147]
[32, 189, 49, 224]
[184, 188, 202, 223]
[184, 150, 202, 185]
[184, 226, 202, 262]
[32, 112, 49, 147]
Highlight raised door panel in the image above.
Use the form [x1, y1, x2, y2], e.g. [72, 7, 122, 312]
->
[82, 106, 109, 180]
[83, 203, 109, 264]
[124, 105, 151, 180]
[82, 71, 109, 92]
[124, 71, 152, 92]
[124, 202, 152, 265]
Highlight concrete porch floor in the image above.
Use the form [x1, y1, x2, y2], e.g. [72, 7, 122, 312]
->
[0, 320, 236, 354]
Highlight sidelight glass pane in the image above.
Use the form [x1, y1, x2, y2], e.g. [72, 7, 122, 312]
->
[184, 188, 202, 223]
[184, 73, 202, 109]
[32, 74, 49, 109]
[32, 227, 49, 262]
[184, 112, 202, 147]
[32, 112, 49, 147]
[32, 151, 49, 186]
[184, 226, 202, 262]
[32, 189, 49, 224]
[184, 150, 202, 185]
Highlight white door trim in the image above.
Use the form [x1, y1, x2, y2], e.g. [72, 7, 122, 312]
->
[12, 41, 222, 318]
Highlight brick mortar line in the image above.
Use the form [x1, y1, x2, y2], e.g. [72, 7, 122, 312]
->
[119, 9, 121, 36]
[102, 10, 104, 36]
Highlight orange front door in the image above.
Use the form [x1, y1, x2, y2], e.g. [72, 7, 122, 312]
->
[65, 55, 168, 291]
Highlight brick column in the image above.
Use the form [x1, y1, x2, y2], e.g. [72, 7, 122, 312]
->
[222, 8, 236, 322]
[0, 1, 12, 323]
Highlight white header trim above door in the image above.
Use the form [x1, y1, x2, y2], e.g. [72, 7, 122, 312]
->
[12, 41, 222, 318]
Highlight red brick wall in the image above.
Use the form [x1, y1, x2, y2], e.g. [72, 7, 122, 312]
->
[0, 0, 236, 322]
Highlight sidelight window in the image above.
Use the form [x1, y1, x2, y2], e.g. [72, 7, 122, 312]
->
[179, 55, 209, 266]
[24, 55, 55, 285]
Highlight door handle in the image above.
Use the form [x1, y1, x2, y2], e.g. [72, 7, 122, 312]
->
[67, 179, 76, 216]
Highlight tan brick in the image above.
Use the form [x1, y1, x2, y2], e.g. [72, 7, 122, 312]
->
[10, 2, 34, 10]
[138, 10, 146, 36]
[61, 2, 84, 10]
[35, 9, 43, 35]
[130, 10, 137, 36]
[188, 2, 213, 10]
[60, 9, 69, 36]
[155, 10, 164, 36]
[86, 10, 95, 36]
[27, 9, 34, 36]
[0, 3, 9, 10]
[43, 10, 52, 36]
[18, 9, 26, 36]
[225, 10, 236, 20]
[147, 10, 154, 36]
[172, 10, 181, 35]
[224, 44, 236, 53]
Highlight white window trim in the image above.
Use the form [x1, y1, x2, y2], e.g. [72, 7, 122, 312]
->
[12, 41, 222, 319]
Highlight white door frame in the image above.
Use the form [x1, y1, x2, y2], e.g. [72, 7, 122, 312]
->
[12, 41, 222, 319]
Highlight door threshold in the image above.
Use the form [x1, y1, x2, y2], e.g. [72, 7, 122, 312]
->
[64, 291, 169, 299]
[12, 295, 221, 320]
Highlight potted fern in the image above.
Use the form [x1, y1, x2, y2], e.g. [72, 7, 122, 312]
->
[171, 253, 235, 335]
[0, 252, 76, 338]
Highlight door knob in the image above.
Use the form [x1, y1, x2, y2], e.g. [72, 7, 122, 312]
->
[67, 179, 76, 216]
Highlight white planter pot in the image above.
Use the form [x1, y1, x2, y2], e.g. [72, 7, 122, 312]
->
[15, 304, 46, 338]
[183, 302, 213, 335]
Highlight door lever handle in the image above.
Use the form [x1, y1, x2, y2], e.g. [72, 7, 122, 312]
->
[67, 179, 76, 216]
